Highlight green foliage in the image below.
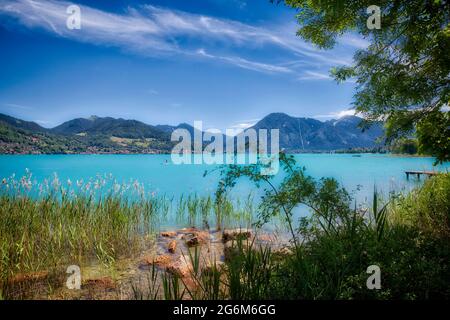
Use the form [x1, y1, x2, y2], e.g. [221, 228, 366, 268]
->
[277, 0, 450, 162]
[162, 273, 185, 300]
[416, 110, 450, 163]
[208, 155, 450, 299]
[389, 173, 450, 238]
[213, 152, 352, 245]
[390, 137, 419, 155]
[224, 240, 273, 300]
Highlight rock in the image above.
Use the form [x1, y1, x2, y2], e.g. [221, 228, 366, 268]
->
[168, 240, 177, 254]
[82, 277, 116, 290]
[8, 271, 48, 285]
[181, 229, 210, 247]
[142, 254, 172, 267]
[222, 228, 252, 242]
[166, 256, 192, 278]
[161, 231, 177, 238]
[185, 235, 200, 247]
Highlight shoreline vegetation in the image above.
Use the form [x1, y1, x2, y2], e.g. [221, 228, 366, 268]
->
[0, 154, 448, 300]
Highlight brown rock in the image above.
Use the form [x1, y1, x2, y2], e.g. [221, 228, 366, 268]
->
[166, 257, 192, 278]
[168, 240, 177, 254]
[181, 229, 210, 247]
[161, 231, 177, 238]
[8, 271, 48, 285]
[142, 254, 172, 267]
[222, 228, 252, 242]
[82, 277, 116, 290]
[185, 235, 200, 247]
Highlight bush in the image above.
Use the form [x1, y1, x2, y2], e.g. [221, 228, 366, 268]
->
[390, 173, 450, 238]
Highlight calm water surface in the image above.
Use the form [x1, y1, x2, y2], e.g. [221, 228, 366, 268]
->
[0, 154, 448, 204]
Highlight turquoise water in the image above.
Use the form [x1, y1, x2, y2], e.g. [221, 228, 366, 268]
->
[0, 154, 448, 204]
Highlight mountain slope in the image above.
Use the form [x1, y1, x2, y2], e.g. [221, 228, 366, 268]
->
[0, 114, 47, 133]
[0, 114, 172, 154]
[52, 116, 170, 140]
[248, 113, 383, 151]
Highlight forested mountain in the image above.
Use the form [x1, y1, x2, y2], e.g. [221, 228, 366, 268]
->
[0, 113, 384, 154]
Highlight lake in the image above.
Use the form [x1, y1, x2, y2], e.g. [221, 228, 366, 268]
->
[0, 154, 448, 203]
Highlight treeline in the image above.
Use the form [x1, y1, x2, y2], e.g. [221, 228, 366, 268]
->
[0, 122, 173, 154]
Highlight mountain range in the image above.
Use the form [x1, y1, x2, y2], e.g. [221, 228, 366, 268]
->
[0, 112, 383, 154]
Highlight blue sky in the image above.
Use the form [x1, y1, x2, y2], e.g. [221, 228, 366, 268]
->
[0, 0, 368, 131]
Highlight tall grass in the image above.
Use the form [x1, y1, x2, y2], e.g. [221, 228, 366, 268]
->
[0, 171, 171, 298]
[175, 193, 255, 230]
[0, 194, 163, 295]
[0, 171, 261, 298]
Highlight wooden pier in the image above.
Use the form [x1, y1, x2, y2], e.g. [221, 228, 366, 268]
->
[405, 170, 438, 180]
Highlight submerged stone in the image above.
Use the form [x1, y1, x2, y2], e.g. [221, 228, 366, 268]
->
[168, 240, 177, 253]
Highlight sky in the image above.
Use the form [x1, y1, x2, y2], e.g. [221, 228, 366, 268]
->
[0, 0, 368, 132]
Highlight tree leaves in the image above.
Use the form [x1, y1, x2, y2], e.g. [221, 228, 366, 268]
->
[280, 0, 450, 162]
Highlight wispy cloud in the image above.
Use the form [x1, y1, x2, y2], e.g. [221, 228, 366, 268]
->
[297, 71, 332, 81]
[0, 0, 357, 75]
[197, 49, 292, 74]
[2, 103, 33, 110]
[314, 108, 357, 119]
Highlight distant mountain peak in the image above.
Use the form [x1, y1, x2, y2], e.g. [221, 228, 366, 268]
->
[249, 113, 382, 151]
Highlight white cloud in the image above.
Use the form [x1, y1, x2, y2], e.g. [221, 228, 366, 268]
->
[0, 0, 354, 74]
[197, 49, 292, 74]
[297, 71, 332, 81]
[314, 109, 357, 119]
[34, 119, 52, 126]
[335, 109, 357, 118]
